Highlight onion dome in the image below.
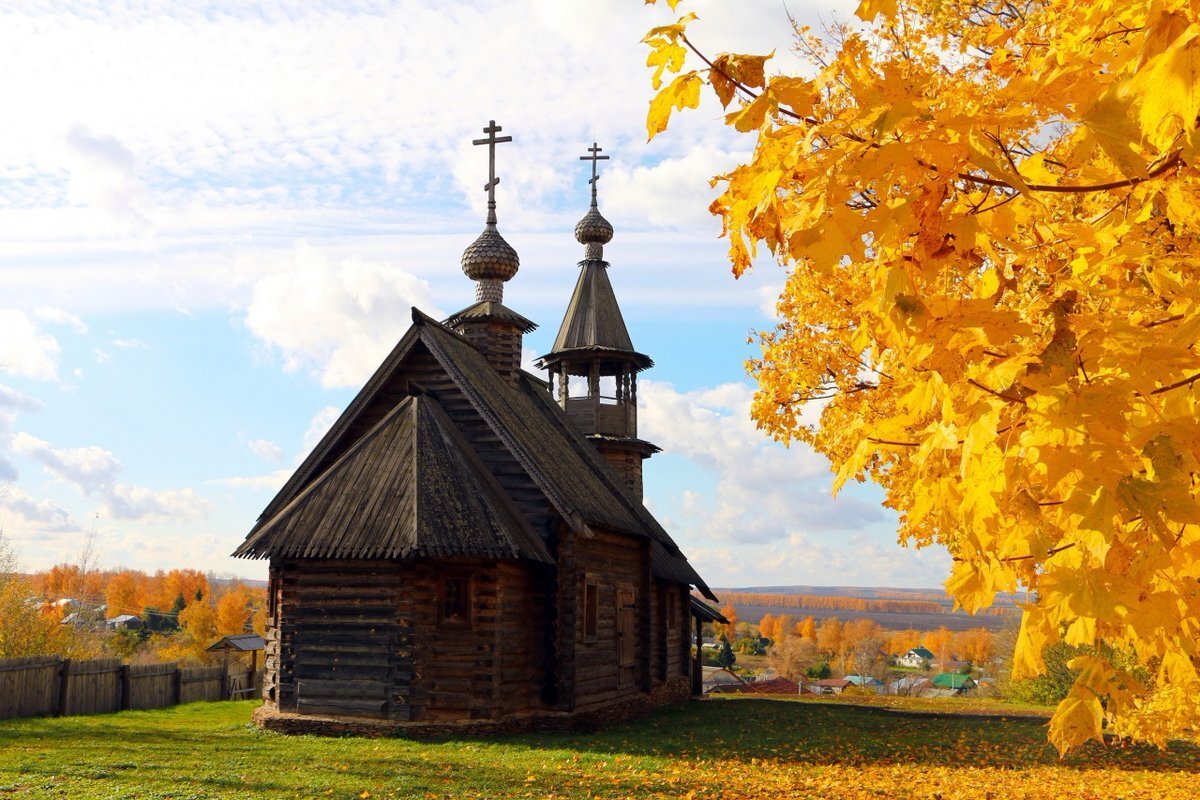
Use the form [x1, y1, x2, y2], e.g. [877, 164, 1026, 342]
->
[462, 120, 518, 302]
[574, 206, 614, 247]
[461, 224, 520, 282]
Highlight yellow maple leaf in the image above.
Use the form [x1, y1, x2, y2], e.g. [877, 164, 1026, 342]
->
[647, 71, 702, 140]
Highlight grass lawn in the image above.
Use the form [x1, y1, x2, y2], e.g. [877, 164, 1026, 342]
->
[0, 698, 1196, 799]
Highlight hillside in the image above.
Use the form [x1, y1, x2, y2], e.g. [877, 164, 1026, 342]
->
[715, 585, 1023, 631]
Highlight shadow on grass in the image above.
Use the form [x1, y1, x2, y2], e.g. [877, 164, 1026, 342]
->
[469, 697, 1200, 775]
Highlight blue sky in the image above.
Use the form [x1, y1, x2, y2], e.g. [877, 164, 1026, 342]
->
[0, 0, 952, 588]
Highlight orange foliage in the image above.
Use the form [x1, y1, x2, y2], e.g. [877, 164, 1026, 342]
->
[955, 628, 995, 666]
[104, 570, 146, 617]
[719, 603, 738, 641]
[922, 627, 956, 667]
[887, 629, 923, 656]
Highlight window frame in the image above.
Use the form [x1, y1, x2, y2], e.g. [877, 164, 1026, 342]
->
[437, 573, 472, 628]
[583, 577, 599, 642]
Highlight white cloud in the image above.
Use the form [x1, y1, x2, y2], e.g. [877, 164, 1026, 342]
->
[63, 124, 150, 233]
[301, 406, 341, 457]
[605, 146, 747, 231]
[248, 438, 284, 463]
[34, 307, 88, 333]
[0, 383, 44, 414]
[11, 432, 121, 495]
[210, 406, 340, 491]
[104, 484, 208, 523]
[640, 379, 883, 545]
[9, 432, 209, 523]
[0, 311, 62, 381]
[111, 338, 147, 348]
[208, 469, 291, 491]
[244, 244, 442, 388]
[691, 534, 953, 590]
[0, 485, 79, 533]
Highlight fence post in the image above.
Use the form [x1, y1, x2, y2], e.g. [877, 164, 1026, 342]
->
[119, 665, 131, 711]
[173, 666, 183, 706]
[56, 659, 71, 717]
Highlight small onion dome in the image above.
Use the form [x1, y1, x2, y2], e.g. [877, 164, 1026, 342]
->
[461, 225, 519, 282]
[574, 206, 614, 246]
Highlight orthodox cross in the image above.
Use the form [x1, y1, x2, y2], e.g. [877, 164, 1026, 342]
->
[580, 142, 609, 206]
[473, 120, 512, 224]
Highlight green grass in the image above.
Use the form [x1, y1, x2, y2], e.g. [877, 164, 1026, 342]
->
[0, 699, 1196, 799]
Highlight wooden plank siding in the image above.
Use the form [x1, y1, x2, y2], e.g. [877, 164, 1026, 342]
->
[0, 657, 60, 718]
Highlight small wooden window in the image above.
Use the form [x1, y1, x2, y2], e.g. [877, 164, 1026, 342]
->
[439, 576, 470, 627]
[617, 587, 636, 667]
[583, 579, 599, 641]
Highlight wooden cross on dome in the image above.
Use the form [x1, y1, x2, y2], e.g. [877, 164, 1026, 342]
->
[473, 120, 512, 224]
[580, 142, 609, 206]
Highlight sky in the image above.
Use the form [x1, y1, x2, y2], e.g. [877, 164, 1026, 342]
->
[0, 0, 953, 589]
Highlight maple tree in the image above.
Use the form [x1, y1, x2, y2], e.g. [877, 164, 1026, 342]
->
[645, 0, 1200, 751]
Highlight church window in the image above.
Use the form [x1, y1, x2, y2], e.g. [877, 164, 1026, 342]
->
[617, 587, 636, 667]
[583, 579, 599, 641]
[439, 576, 470, 627]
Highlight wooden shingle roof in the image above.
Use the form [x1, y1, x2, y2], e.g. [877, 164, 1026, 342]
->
[234, 308, 712, 598]
[541, 261, 651, 370]
[233, 393, 550, 563]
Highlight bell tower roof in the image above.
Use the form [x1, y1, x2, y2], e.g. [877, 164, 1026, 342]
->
[537, 142, 651, 372]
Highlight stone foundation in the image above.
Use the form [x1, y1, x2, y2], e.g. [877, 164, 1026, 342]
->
[254, 676, 692, 738]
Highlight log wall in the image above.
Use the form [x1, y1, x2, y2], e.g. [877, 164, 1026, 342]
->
[267, 557, 552, 723]
[275, 559, 410, 720]
[572, 529, 647, 711]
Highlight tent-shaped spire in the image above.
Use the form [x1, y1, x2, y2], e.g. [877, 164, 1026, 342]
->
[542, 142, 651, 369]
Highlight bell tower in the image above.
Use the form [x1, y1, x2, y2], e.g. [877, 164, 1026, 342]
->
[536, 143, 658, 500]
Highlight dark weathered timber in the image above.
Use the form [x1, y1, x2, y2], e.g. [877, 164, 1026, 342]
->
[235, 288, 715, 730]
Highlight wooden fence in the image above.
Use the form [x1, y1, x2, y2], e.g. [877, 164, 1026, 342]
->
[0, 655, 264, 721]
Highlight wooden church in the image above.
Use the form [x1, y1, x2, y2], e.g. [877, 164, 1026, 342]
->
[233, 123, 723, 734]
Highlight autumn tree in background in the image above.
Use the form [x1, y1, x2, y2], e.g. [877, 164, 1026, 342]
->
[922, 627, 956, 669]
[767, 634, 821, 681]
[956, 627, 996, 667]
[758, 612, 778, 642]
[886, 629, 922, 657]
[719, 603, 739, 641]
[0, 533, 72, 658]
[646, 0, 1200, 751]
[105, 570, 146, 619]
[797, 615, 816, 641]
[815, 617, 845, 671]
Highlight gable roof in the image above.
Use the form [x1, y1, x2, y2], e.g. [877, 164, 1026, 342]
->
[234, 393, 551, 563]
[905, 647, 935, 660]
[932, 672, 976, 689]
[742, 676, 799, 695]
[540, 261, 651, 369]
[234, 308, 713, 598]
[207, 634, 267, 652]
